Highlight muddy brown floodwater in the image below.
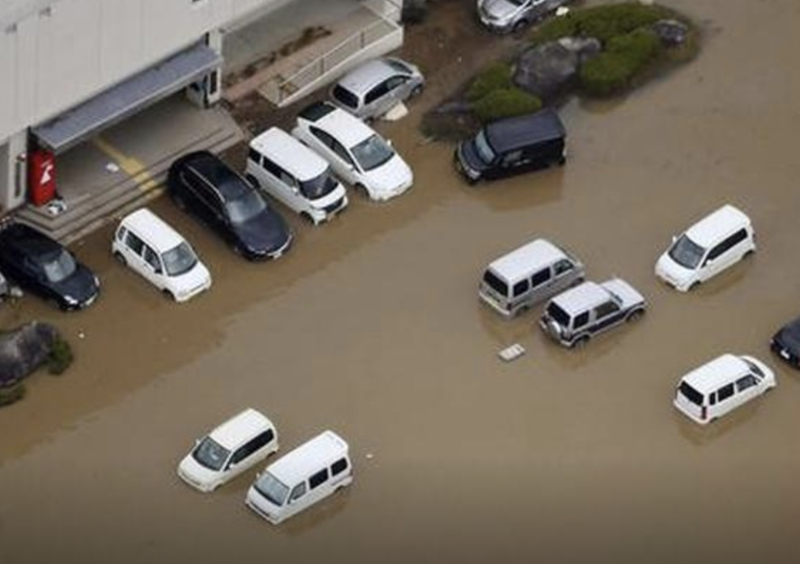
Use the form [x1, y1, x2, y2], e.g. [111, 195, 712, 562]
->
[3, 1, 800, 563]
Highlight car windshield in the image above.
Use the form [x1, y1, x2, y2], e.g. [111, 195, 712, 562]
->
[546, 302, 571, 327]
[192, 437, 230, 472]
[483, 270, 509, 297]
[162, 242, 198, 277]
[743, 359, 765, 379]
[225, 190, 268, 224]
[679, 381, 704, 406]
[473, 130, 496, 164]
[41, 250, 77, 283]
[386, 59, 411, 75]
[255, 472, 290, 506]
[300, 169, 338, 200]
[668, 234, 706, 269]
[351, 134, 395, 171]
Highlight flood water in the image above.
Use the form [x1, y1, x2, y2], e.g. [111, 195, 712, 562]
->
[2, 1, 800, 563]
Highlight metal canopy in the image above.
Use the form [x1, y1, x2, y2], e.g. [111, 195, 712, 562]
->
[32, 43, 222, 153]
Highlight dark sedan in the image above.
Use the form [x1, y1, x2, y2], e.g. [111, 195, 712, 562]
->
[0, 224, 100, 310]
[167, 151, 292, 261]
[771, 316, 800, 369]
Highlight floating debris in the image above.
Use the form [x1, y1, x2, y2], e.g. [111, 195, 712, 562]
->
[498, 343, 525, 362]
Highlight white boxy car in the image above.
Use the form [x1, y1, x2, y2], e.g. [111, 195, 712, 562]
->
[245, 127, 349, 225]
[656, 204, 756, 291]
[245, 430, 353, 524]
[674, 354, 776, 425]
[292, 102, 413, 202]
[113, 208, 211, 302]
[178, 409, 279, 493]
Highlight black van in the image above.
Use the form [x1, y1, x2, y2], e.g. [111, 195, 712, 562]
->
[454, 108, 566, 183]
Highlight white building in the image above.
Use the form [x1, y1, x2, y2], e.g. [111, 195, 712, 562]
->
[0, 0, 403, 226]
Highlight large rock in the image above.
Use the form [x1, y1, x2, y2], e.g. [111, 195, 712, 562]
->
[0, 322, 58, 387]
[513, 37, 601, 100]
[652, 19, 689, 47]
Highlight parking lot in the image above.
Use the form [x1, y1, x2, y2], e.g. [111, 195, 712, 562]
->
[1, 1, 800, 563]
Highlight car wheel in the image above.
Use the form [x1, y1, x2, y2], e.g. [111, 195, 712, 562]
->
[410, 84, 424, 98]
[512, 19, 529, 33]
[626, 309, 645, 323]
[355, 184, 371, 200]
[744, 248, 755, 259]
[163, 289, 176, 302]
[300, 212, 315, 225]
[557, 155, 567, 166]
[113, 251, 127, 266]
[48, 297, 64, 311]
[689, 281, 701, 291]
[571, 335, 590, 349]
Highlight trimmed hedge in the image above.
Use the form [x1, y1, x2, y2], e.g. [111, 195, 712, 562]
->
[47, 337, 74, 376]
[580, 29, 662, 96]
[466, 63, 514, 103]
[531, 2, 675, 45]
[474, 88, 543, 122]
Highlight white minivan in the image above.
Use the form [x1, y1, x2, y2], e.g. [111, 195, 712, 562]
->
[656, 204, 756, 291]
[178, 409, 279, 492]
[245, 127, 349, 225]
[113, 208, 211, 302]
[245, 430, 352, 524]
[674, 354, 776, 425]
[479, 238, 585, 317]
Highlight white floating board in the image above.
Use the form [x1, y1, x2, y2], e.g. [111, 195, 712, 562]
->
[498, 343, 526, 362]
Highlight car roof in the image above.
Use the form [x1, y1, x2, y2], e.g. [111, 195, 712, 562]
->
[337, 58, 400, 95]
[551, 281, 609, 315]
[0, 223, 62, 257]
[268, 431, 349, 484]
[684, 205, 751, 248]
[488, 238, 568, 282]
[681, 354, 749, 394]
[208, 409, 275, 450]
[250, 127, 328, 181]
[120, 209, 185, 252]
[182, 151, 251, 201]
[299, 102, 375, 147]
[485, 108, 566, 154]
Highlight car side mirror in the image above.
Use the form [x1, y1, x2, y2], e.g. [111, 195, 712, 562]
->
[386, 139, 393, 147]
[671, 235, 677, 244]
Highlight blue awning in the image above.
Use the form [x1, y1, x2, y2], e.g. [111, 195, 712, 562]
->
[32, 43, 222, 153]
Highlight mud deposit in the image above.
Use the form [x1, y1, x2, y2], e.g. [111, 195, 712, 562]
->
[2, 1, 800, 563]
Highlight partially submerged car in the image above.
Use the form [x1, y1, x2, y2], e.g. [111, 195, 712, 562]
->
[0, 223, 100, 310]
[477, 0, 571, 33]
[539, 279, 646, 348]
[330, 57, 424, 120]
[771, 315, 800, 369]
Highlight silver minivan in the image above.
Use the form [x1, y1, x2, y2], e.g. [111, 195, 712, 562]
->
[479, 238, 584, 317]
[330, 57, 424, 120]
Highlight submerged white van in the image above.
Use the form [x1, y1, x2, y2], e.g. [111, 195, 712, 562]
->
[245, 430, 352, 524]
[479, 238, 584, 317]
[674, 354, 776, 425]
[113, 208, 211, 302]
[656, 204, 756, 291]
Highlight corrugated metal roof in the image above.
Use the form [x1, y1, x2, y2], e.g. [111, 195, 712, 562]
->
[32, 43, 222, 153]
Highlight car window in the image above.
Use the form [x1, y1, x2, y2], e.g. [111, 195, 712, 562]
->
[248, 148, 262, 167]
[125, 231, 146, 256]
[717, 383, 735, 402]
[573, 311, 590, 329]
[502, 150, 523, 166]
[143, 246, 162, 272]
[385, 75, 407, 91]
[512, 279, 529, 297]
[290, 482, 307, 502]
[594, 300, 620, 319]
[116, 226, 127, 242]
[531, 268, 552, 288]
[331, 139, 355, 167]
[365, 81, 391, 105]
[309, 468, 329, 490]
[483, 270, 509, 297]
[332, 84, 360, 109]
[250, 429, 275, 452]
[331, 458, 349, 476]
[553, 259, 574, 276]
[279, 169, 297, 188]
[310, 126, 336, 149]
[736, 374, 758, 392]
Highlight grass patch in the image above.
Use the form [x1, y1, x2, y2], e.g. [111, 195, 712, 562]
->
[0, 382, 26, 407]
[466, 62, 514, 103]
[47, 337, 73, 376]
[474, 88, 543, 122]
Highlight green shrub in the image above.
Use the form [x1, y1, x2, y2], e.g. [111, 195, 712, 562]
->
[473, 88, 543, 122]
[466, 63, 514, 103]
[47, 337, 74, 376]
[0, 382, 26, 407]
[532, 2, 675, 45]
[579, 29, 661, 96]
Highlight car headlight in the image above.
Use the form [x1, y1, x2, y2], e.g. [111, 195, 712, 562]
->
[64, 295, 79, 305]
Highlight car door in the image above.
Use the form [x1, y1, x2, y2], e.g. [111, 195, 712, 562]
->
[528, 267, 553, 305]
[140, 244, 166, 289]
[551, 259, 579, 294]
[283, 480, 310, 521]
[363, 80, 392, 118]
[508, 278, 531, 314]
[713, 382, 737, 418]
[498, 149, 527, 178]
[589, 299, 625, 334]
[330, 137, 361, 185]
[309, 127, 357, 183]
[700, 237, 732, 281]
[733, 373, 761, 409]
[123, 231, 148, 279]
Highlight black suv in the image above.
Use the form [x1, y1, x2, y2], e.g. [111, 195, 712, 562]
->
[0, 223, 100, 310]
[168, 151, 292, 260]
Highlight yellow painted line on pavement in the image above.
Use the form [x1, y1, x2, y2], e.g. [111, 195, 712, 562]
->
[92, 136, 159, 193]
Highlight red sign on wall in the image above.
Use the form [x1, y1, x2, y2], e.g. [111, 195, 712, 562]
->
[28, 150, 57, 207]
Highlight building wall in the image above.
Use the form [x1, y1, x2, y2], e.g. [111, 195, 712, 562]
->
[0, 0, 286, 143]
